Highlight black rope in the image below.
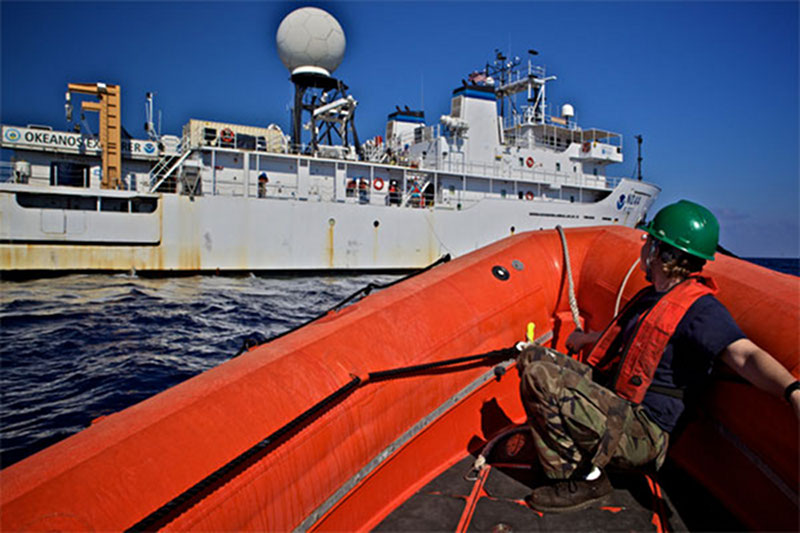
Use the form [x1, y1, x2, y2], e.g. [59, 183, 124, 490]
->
[127, 376, 363, 532]
[235, 254, 451, 356]
[368, 346, 517, 381]
[127, 342, 514, 531]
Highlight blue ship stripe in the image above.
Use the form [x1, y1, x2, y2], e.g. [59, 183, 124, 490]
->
[453, 88, 497, 101]
[389, 115, 426, 123]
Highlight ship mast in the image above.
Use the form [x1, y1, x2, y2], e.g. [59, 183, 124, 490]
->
[490, 49, 556, 128]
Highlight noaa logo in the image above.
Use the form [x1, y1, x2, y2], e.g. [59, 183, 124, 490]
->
[616, 194, 626, 210]
[143, 143, 155, 154]
[4, 128, 21, 142]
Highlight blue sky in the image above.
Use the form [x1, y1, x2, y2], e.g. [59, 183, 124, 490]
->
[2, 1, 798, 257]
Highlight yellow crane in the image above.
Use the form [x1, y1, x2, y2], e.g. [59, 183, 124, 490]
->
[66, 82, 121, 189]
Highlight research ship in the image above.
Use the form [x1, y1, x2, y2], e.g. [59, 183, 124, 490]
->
[0, 7, 658, 274]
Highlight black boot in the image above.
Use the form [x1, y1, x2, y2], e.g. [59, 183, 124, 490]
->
[525, 469, 613, 513]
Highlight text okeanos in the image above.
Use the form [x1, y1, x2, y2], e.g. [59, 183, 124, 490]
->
[1, 125, 160, 159]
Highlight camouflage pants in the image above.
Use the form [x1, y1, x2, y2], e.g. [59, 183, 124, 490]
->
[518, 345, 669, 480]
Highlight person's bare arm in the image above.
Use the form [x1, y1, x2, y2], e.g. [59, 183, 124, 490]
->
[720, 338, 800, 417]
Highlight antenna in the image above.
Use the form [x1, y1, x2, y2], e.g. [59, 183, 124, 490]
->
[65, 92, 73, 123]
[145, 92, 160, 141]
[635, 135, 643, 181]
[420, 72, 424, 113]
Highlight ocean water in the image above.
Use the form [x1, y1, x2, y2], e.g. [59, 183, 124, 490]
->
[743, 257, 799, 276]
[0, 272, 399, 468]
[0, 258, 796, 469]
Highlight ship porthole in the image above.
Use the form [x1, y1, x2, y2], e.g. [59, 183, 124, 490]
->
[373, 220, 380, 228]
[328, 218, 335, 226]
[512, 260, 524, 271]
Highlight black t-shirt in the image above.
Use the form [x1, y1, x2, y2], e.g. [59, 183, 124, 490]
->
[596, 287, 745, 433]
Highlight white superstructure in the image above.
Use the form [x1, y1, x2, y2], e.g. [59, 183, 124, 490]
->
[0, 8, 658, 274]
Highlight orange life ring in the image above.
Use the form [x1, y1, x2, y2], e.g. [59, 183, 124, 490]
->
[525, 191, 534, 200]
[526, 157, 534, 168]
[374, 177, 384, 190]
[220, 128, 235, 143]
[582, 142, 591, 153]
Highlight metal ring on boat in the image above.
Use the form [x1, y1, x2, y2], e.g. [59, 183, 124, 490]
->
[374, 178, 384, 190]
[492, 265, 510, 281]
[525, 191, 534, 200]
[220, 128, 235, 143]
[526, 157, 534, 168]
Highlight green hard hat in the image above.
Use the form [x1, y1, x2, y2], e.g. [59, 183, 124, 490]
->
[643, 200, 719, 260]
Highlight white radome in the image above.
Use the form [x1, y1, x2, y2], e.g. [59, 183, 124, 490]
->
[276, 7, 346, 77]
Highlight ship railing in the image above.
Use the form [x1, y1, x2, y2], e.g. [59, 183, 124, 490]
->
[503, 63, 547, 88]
[504, 134, 576, 152]
[502, 118, 622, 149]
[0, 161, 14, 183]
[430, 158, 618, 190]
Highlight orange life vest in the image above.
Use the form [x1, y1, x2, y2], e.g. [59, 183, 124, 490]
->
[585, 276, 718, 404]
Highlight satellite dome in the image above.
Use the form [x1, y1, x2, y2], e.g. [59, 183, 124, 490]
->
[276, 7, 346, 77]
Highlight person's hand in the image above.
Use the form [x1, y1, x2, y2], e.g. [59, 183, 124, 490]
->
[565, 330, 600, 354]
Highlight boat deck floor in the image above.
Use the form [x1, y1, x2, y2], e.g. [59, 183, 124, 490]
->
[375, 428, 688, 532]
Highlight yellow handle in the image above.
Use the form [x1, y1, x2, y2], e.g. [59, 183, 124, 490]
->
[526, 322, 536, 343]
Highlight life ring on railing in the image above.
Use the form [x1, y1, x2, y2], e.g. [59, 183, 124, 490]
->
[582, 141, 591, 153]
[374, 177, 384, 190]
[220, 128, 235, 144]
[526, 157, 535, 168]
[525, 191, 534, 200]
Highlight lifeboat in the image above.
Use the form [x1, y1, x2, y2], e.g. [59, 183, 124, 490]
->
[1, 226, 797, 531]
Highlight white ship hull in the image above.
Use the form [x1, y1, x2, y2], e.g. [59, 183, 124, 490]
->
[0, 175, 656, 273]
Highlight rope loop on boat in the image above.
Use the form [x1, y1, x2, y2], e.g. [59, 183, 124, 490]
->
[556, 225, 582, 332]
[615, 257, 641, 316]
[127, 343, 516, 532]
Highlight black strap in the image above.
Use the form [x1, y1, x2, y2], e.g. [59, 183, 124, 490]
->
[647, 385, 685, 399]
[784, 380, 800, 403]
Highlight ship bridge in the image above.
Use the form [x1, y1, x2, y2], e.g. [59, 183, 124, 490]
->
[504, 121, 623, 163]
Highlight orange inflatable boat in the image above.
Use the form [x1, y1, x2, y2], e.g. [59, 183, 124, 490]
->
[1, 226, 797, 531]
